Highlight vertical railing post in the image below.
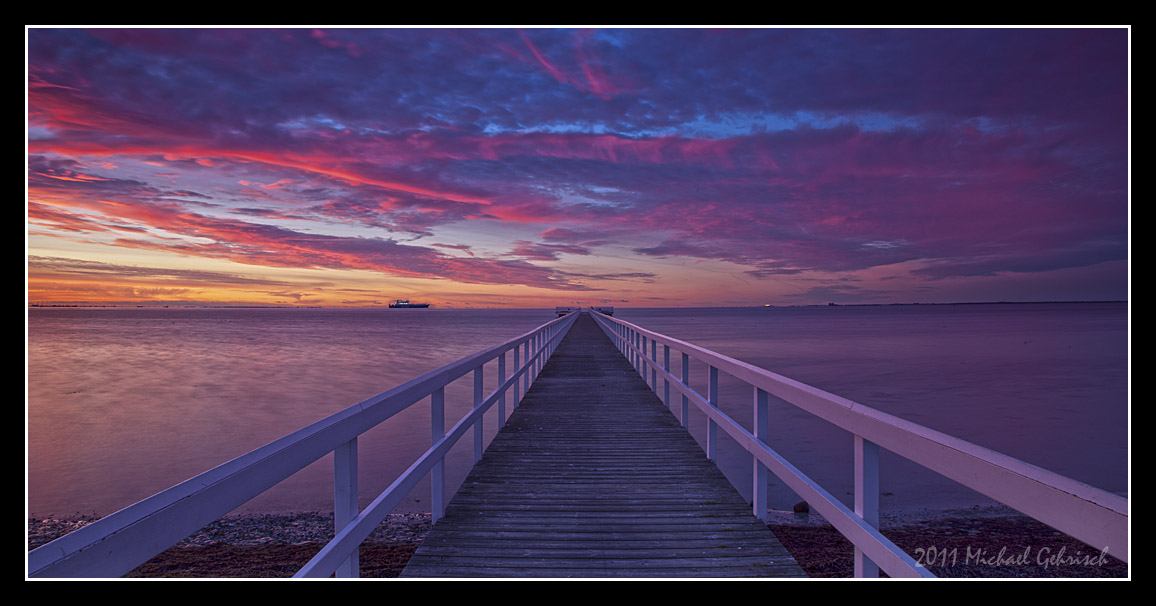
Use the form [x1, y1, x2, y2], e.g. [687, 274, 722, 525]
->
[625, 327, 630, 365]
[640, 335, 647, 378]
[707, 365, 719, 460]
[629, 329, 636, 370]
[638, 333, 647, 377]
[523, 339, 531, 394]
[473, 366, 484, 463]
[680, 352, 690, 428]
[513, 344, 522, 406]
[430, 386, 445, 523]
[854, 435, 881, 578]
[753, 388, 769, 522]
[533, 331, 540, 379]
[498, 352, 507, 427]
[650, 338, 657, 391]
[538, 329, 545, 375]
[636, 331, 641, 372]
[639, 335, 646, 379]
[333, 437, 358, 577]
[647, 336, 653, 380]
[663, 344, 671, 411]
[633, 330, 640, 372]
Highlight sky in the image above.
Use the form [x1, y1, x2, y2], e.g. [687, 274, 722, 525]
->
[26, 27, 1130, 308]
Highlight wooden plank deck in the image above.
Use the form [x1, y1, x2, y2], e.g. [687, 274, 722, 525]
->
[401, 313, 807, 578]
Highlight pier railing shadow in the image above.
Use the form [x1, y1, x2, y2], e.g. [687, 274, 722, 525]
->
[28, 311, 580, 578]
[588, 311, 1128, 578]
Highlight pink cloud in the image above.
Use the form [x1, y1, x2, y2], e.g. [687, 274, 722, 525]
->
[26, 28, 1127, 303]
[512, 29, 626, 100]
[509, 240, 592, 261]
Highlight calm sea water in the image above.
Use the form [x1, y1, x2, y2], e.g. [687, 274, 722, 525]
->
[616, 303, 1129, 515]
[26, 303, 1128, 519]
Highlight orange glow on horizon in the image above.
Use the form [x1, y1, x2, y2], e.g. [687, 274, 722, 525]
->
[27, 29, 1129, 309]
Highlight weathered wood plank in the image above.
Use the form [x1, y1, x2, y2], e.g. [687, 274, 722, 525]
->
[401, 313, 806, 578]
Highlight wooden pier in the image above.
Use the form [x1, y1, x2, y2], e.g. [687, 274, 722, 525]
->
[401, 313, 806, 578]
[30, 308, 1126, 579]
[30, 307, 1126, 579]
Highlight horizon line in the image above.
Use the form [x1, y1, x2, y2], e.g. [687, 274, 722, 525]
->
[27, 299, 1129, 310]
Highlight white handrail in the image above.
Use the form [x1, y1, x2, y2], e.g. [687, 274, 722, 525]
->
[29, 311, 578, 578]
[589, 312, 1127, 578]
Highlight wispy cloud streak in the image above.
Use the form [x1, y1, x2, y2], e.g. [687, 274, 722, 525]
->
[27, 27, 1129, 305]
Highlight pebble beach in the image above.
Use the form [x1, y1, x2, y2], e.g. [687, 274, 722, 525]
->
[28, 506, 1127, 579]
[28, 512, 433, 578]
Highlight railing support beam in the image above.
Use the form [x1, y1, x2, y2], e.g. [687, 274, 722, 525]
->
[497, 353, 507, 427]
[430, 387, 445, 522]
[753, 388, 769, 522]
[854, 435, 881, 577]
[650, 338, 657, 391]
[513, 346, 521, 406]
[523, 340, 531, 394]
[680, 352, 689, 428]
[333, 437, 359, 577]
[663, 345, 671, 411]
[707, 365, 719, 461]
[473, 367, 484, 463]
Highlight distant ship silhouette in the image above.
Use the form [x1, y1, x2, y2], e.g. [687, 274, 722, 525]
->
[388, 299, 431, 308]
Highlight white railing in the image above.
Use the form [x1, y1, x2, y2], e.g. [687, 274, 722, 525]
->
[589, 311, 1128, 578]
[28, 311, 579, 579]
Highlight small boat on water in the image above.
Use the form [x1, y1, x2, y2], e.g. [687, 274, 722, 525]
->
[389, 299, 431, 308]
